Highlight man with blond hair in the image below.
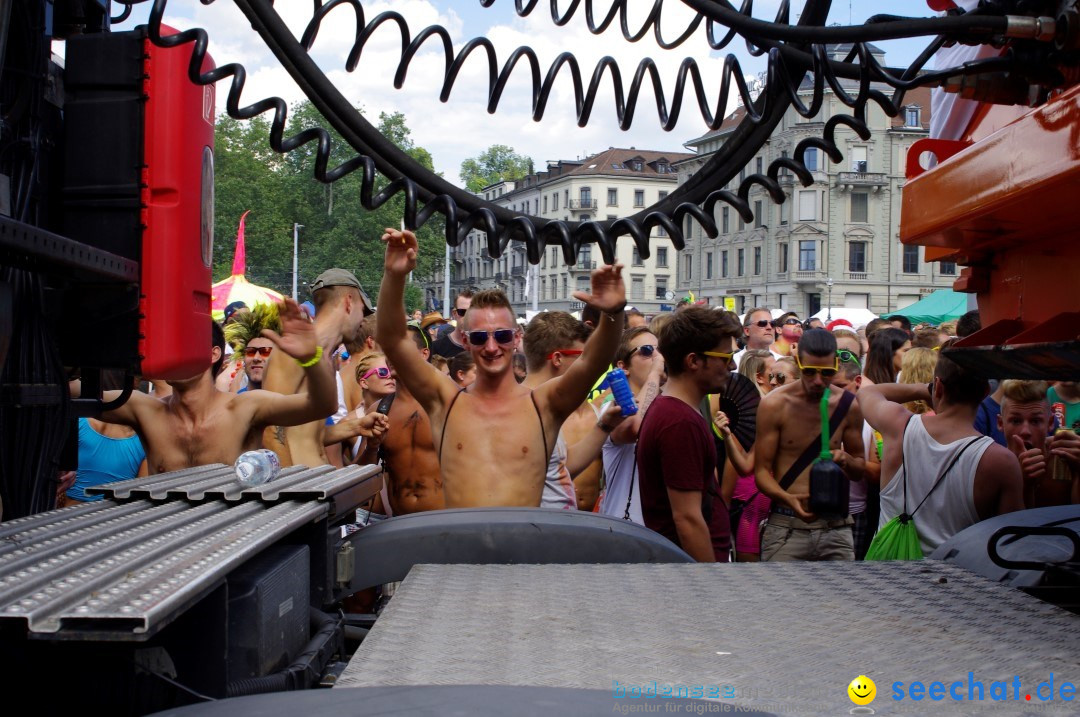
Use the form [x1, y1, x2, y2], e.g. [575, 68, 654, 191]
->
[376, 228, 625, 508]
[998, 379, 1080, 507]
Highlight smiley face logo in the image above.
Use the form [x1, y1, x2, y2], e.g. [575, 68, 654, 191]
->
[848, 675, 876, 706]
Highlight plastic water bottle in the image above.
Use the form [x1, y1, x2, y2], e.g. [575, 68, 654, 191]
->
[235, 449, 281, 487]
[599, 368, 638, 416]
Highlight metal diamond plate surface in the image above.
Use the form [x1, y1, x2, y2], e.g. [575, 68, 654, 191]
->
[337, 562, 1080, 715]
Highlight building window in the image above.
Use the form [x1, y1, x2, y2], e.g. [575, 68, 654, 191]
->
[553, 193, 559, 211]
[607, 188, 617, 206]
[632, 247, 643, 266]
[684, 253, 693, 281]
[799, 240, 816, 271]
[562, 276, 568, 298]
[706, 251, 713, 279]
[632, 277, 644, 301]
[685, 216, 693, 239]
[798, 190, 816, 221]
[737, 248, 745, 277]
[754, 246, 762, 275]
[850, 192, 868, 223]
[542, 251, 547, 270]
[634, 189, 645, 207]
[851, 146, 868, 173]
[940, 261, 957, 275]
[721, 250, 729, 278]
[906, 106, 921, 127]
[804, 147, 817, 172]
[580, 187, 592, 206]
[659, 190, 668, 201]
[754, 200, 764, 228]
[755, 157, 763, 174]
[543, 196, 548, 213]
[657, 246, 668, 267]
[779, 243, 788, 273]
[721, 207, 729, 234]
[849, 241, 867, 273]
[903, 245, 920, 273]
[655, 276, 668, 300]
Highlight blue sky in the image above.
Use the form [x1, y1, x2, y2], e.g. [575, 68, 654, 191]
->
[113, 1, 935, 184]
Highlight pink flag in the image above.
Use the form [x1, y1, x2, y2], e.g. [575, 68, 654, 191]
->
[231, 210, 251, 276]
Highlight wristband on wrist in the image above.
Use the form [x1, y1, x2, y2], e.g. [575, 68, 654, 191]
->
[296, 345, 324, 368]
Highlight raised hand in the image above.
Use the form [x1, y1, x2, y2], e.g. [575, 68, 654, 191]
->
[1010, 435, 1047, 481]
[572, 263, 626, 315]
[382, 227, 418, 276]
[262, 298, 318, 364]
[713, 410, 731, 438]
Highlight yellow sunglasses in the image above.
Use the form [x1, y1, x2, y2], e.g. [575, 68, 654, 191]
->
[795, 355, 839, 377]
[702, 350, 735, 361]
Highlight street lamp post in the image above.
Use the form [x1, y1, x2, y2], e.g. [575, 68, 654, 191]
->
[292, 223, 304, 301]
[826, 276, 834, 321]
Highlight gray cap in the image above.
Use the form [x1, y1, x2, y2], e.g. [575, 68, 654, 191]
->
[310, 268, 374, 315]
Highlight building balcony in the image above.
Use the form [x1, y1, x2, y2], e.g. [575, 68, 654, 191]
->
[792, 270, 825, 282]
[846, 271, 869, 281]
[466, 275, 477, 285]
[570, 260, 596, 272]
[510, 266, 524, 277]
[494, 272, 504, 281]
[569, 199, 597, 211]
[835, 171, 887, 191]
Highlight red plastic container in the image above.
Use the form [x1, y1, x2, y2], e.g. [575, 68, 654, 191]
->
[139, 28, 216, 379]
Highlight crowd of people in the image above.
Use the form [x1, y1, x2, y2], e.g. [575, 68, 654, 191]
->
[59, 238, 1080, 565]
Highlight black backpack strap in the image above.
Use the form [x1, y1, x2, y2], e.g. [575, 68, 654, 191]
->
[777, 390, 856, 491]
[909, 436, 983, 519]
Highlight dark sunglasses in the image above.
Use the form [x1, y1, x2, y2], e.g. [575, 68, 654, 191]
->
[768, 372, 788, 384]
[627, 344, 657, 360]
[361, 366, 392, 380]
[467, 329, 517, 346]
[454, 308, 468, 317]
[243, 346, 273, 357]
[837, 349, 860, 364]
[775, 317, 801, 327]
[750, 319, 772, 328]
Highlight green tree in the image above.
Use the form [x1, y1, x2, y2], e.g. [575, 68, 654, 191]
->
[460, 144, 534, 193]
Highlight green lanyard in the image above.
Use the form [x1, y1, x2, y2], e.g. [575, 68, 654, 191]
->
[819, 392, 832, 462]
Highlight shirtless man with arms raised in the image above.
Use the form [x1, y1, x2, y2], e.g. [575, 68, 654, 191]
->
[755, 328, 867, 561]
[97, 300, 340, 473]
[376, 227, 625, 507]
[262, 269, 384, 467]
[358, 325, 445, 514]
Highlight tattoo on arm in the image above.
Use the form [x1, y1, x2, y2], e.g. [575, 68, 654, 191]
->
[638, 379, 659, 413]
[274, 425, 286, 446]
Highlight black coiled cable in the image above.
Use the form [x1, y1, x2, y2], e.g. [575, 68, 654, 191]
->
[135, 0, 1008, 266]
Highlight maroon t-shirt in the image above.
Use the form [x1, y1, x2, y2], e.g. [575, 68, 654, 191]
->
[636, 395, 730, 562]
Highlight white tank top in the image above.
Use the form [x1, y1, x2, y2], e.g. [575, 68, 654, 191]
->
[879, 416, 993, 555]
[541, 432, 577, 510]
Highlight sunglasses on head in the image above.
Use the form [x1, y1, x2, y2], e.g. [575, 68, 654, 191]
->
[361, 366, 392, 380]
[775, 317, 801, 327]
[836, 349, 860, 364]
[769, 372, 788, 384]
[627, 344, 657, 360]
[467, 329, 517, 346]
[243, 346, 273, 357]
[454, 308, 468, 317]
[796, 355, 839, 377]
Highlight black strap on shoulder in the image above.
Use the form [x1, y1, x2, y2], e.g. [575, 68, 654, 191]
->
[777, 389, 856, 491]
[437, 388, 465, 463]
[908, 435, 983, 520]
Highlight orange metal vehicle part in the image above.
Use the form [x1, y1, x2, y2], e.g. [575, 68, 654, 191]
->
[900, 84, 1080, 379]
